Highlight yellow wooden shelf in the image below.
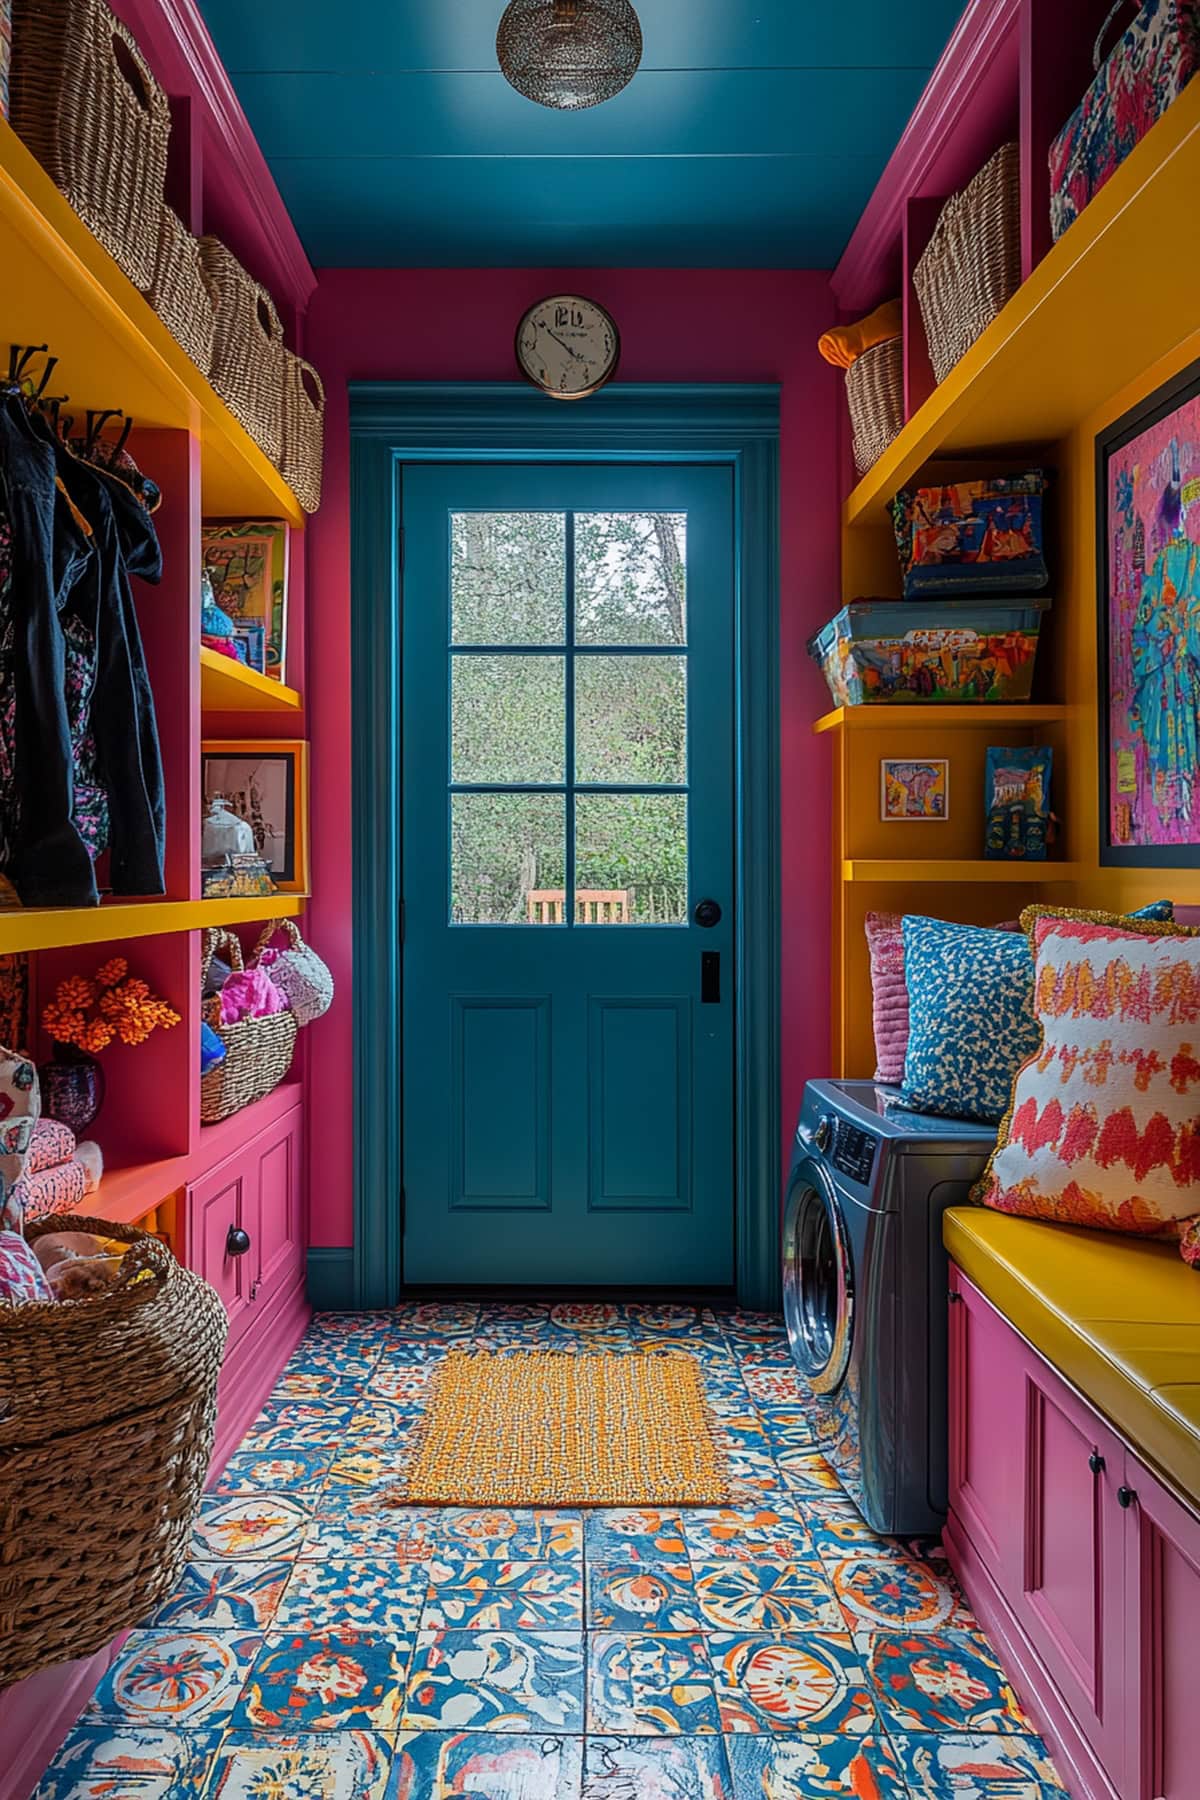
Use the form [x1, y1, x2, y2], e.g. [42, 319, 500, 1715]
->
[0, 892, 306, 954]
[814, 703, 1069, 734]
[200, 647, 302, 713]
[0, 117, 302, 526]
[844, 77, 1200, 528]
[842, 859, 1083, 883]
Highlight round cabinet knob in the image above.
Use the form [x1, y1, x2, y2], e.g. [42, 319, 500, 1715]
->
[1089, 1452, 1106, 1475]
[693, 899, 722, 928]
[226, 1225, 251, 1258]
[814, 1118, 832, 1153]
[1117, 1485, 1138, 1509]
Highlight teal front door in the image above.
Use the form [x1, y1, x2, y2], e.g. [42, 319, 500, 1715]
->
[401, 463, 735, 1286]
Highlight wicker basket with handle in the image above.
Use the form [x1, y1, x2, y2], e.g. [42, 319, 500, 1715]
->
[912, 141, 1021, 385]
[11, 0, 170, 292]
[200, 928, 298, 1123]
[0, 1213, 228, 1687]
[280, 350, 325, 514]
[145, 203, 215, 376]
[845, 337, 904, 474]
[199, 237, 287, 465]
[251, 916, 334, 1027]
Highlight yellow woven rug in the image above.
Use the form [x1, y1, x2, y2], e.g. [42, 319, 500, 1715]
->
[388, 1350, 731, 1506]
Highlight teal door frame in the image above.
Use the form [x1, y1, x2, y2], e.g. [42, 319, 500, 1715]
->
[346, 382, 781, 1310]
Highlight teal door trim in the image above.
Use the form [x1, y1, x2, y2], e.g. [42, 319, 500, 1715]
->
[348, 382, 781, 1310]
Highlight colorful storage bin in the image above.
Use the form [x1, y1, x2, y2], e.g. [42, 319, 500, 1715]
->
[809, 597, 1051, 708]
[891, 472, 1049, 598]
[1050, 0, 1200, 240]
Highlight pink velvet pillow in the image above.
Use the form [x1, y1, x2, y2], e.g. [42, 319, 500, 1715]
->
[864, 913, 909, 1083]
[865, 911, 1022, 1085]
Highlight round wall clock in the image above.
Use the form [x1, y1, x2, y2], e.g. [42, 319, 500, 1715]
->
[515, 294, 620, 400]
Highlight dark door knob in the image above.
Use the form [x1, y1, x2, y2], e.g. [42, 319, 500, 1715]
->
[1117, 1485, 1137, 1509]
[694, 899, 722, 928]
[226, 1225, 251, 1258]
[1089, 1452, 1105, 1475]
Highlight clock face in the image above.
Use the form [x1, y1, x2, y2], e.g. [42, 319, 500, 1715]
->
[516, 295, 620, 400]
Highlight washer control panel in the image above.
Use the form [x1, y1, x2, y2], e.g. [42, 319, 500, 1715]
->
[825, 1115, 876, 1185]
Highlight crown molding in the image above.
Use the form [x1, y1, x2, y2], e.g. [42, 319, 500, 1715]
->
[114, 0, 316, 312]
[832, 0, 1022, 312]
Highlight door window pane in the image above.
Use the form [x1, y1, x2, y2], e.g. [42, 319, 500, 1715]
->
[452, 793, 566, 924]
[575, 654, 687, 786]
[575, 793, 688, 925]
[452, 654, 565, 784]
[575, 512, 687, 645]
[451, 512, 565, 645]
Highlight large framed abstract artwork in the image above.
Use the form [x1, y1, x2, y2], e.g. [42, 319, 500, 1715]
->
[1098, 358, 1200, 867]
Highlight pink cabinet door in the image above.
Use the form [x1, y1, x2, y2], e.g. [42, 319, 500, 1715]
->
[948, 1268, 1025, 1584]
[189, 1161, 253, 1342]
[1017, 1347, 1127, 1792]
[1126, 1460, 1200, 1800]
[252, 1107, 303, 1304]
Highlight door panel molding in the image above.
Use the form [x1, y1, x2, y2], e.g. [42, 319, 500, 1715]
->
[350, 382, 781, 1308]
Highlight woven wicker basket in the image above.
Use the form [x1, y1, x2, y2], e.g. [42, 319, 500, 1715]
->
[0, 1214, 228, 1687]
[200, 928, 298, 1124]
[912, 141, 1021, 384]
[11, 0, 170, 292]
[199, 237, 287, 465]
[146, 204, 215, 376]
[846, 337, 904, 474]
[280, 350, 325, 514]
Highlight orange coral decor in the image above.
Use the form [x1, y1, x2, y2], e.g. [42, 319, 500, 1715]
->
[386, 1351, 732, 1507]
[41, 957, 181, 1053]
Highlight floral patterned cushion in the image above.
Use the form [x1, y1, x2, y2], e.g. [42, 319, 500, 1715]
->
[973, 915, 1200, 1262]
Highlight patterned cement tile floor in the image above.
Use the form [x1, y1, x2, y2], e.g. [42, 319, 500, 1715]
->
[40, 1303, 1071, 1799]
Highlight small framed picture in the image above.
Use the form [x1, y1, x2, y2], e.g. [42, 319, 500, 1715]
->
[201, 740, 309, 893]
[201, 520, 290, 681]
[881, 758, 950, 821]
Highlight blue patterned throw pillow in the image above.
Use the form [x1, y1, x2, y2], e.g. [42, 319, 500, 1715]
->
[900, 917, 1038, 1123]
[899, 903, 1174, 1124]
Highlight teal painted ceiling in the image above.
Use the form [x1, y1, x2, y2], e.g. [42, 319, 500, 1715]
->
[197, 0, 966, 268]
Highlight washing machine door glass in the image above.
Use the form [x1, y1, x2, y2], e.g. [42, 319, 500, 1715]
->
[782, 1162, 854, 1395]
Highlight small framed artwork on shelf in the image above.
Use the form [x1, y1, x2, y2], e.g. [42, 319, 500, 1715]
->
[201, 741, 309, 894]
[201, 521, 290, 681]
[1098, 355, 1200, 867]
[880, 758, 949, 821]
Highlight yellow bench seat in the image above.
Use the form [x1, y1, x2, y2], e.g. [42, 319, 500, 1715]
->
[944, 1206, 1200, 1506]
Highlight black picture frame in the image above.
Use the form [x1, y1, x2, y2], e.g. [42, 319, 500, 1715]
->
[1096, 355, 1200, 869]
[200, 741, 309, 892]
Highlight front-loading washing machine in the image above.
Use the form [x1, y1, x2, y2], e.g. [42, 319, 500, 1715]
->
[782, 1078, 996, 1535]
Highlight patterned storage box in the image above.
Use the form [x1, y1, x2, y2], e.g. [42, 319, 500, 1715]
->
[808, 597, 1051, 707]
[1050, 0, 1200, 240]
[891, 472, 1049, 598]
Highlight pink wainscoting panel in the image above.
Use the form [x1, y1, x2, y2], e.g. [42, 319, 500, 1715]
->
[302, 268, 841, 1251]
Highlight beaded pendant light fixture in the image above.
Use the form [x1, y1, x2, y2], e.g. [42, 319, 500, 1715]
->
[496, 0, 643, 110]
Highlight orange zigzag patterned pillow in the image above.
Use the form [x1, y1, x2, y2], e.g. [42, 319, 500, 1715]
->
[974, 915, 1200, 1267]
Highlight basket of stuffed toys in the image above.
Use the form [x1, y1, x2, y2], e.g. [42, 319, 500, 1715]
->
[200, 926, 299, 1123]
[0, 1055, 228, 1685]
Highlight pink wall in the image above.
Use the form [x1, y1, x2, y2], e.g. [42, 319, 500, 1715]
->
[303, 267, 840, 1254]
